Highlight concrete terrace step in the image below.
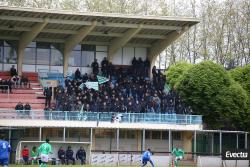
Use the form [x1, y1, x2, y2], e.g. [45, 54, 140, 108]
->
[0, 94, 37, 98]
[0, 98, 45, 103]
[0, 103, 45, 109]
[30, 82, 40, 86]
[12, 89, 41, 94]
[32, 87, 43, 90]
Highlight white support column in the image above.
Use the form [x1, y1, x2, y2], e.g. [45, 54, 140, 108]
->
[142, 129, 145, 152]
[17, 19, 49, 75]
[116, 128, 120, 151]
[245, 132, 247, 149]
[211, 133, 214, 155]
[63, 127, 66, 142]
[39, 127, 42, 141]
[108, 25, 142, 61]
[219, 132, 222, 154]
[194, 131, 197, 158]
[169, 130, 171, 152]
[236, 133, 239, 149]
[90, 128, 93, 147]
[8, 127, 11, 144]
[63, 21, 97, 76]
[147, 27, 189, 78]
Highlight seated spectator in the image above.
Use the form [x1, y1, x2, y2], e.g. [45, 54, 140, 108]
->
[76, 146, 86, 165]
[58, 146, 66, 165]
[24, 103, 31, 115]
[10, 65, 17, 77]
[20, 75, 29, 88]
[66, 146, 75, 165]
[11, 75, 20, 88]
[15, 102, 24, 111]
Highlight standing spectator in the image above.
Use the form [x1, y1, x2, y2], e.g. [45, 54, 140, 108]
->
[10, 65, 17, 77]
[44, 87, 52, 108]
[91, 58, 99, 75]
[152, 66, 157, 85]
[75, 68, 81, 80]
[101, 57, 109, 76]
[58, 146, 66, 165]
[22, 146, 29, 165]
[76, 146, 86, 165]
[66, 146, 75, 165]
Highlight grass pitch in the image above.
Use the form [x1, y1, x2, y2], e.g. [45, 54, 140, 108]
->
[8, 165, 195, 167]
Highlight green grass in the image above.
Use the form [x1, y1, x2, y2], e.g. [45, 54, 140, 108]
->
[8, 165, 195, 167]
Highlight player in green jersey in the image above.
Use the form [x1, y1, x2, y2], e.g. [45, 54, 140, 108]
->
[38, 139, 52, 167]
[171, 147, 184, 167]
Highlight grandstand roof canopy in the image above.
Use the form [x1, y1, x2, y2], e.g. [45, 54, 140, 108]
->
[0, 6, 199, 47]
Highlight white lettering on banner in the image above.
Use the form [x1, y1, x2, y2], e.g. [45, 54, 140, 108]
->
[226, 151, 248, 158]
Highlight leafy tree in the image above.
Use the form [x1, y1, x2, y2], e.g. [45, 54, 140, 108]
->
[165, 61, 193, 89]
[176, 61, 248, 129]
[229, 64, 250, 96]
[229, 64, 250, 130]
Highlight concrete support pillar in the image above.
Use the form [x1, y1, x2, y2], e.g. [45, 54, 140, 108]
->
[17, 49, 25, 76]
[211, 133, 214, 155]
[135, 130, 141, 152]
[17, 20, 48, 75]
[236, 133, 238, 149]
[169, 130, 171, 153]
[116, 129, 119, 151]
[142, 129, 145, 152]
[194, 131, 197, 159]
[182, 131, 193, 160]
[147, 27, 189, 78]
[63, 127, 66, 142]
[39, 127, 42, 141]
[8, 128, 11, 144]
[245, 132, 247, 149]
[63, 51, 70, 77]
[219, 132, 222, 154]
[108, 25, 142, 62]
[90, 128, 95, 150]
[63, 22, 97, 76]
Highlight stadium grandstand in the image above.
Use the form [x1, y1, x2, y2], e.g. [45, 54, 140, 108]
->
[0, 6, 249, 167]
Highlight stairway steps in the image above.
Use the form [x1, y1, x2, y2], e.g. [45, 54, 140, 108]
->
[0, 103, 45, 110]
[0, 98, 45, 103]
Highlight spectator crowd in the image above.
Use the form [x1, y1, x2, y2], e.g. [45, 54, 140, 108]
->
[53, 57, 192, 114]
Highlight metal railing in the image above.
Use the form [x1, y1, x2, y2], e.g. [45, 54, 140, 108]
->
[0, 110, 202, 125]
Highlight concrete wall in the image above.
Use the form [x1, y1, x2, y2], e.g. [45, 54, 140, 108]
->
[91, 153, 170, 166]
[111, 47, 147, 65]
[197, 156, 249, 167]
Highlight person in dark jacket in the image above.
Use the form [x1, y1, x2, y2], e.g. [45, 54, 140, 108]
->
[76, 146, 86, 165]
[75, 68, 81, 80]
[10, 65, 17, 77]
[91, 58, 99, 75]
[66, 146, 75, 165]
[58, 146, 66, 165]
[44, 87, 52, 108]
[15, 102, 23, 111]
